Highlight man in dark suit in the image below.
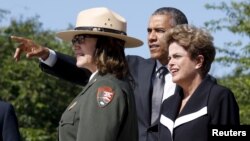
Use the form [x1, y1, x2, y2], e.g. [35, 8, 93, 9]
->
[13, 7, 188, 141]
[0, 101, 21, 141]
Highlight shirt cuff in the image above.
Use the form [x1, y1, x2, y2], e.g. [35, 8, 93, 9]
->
[39, 49, 57, 67]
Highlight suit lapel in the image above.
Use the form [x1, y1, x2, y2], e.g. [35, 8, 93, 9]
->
[138, 58, 156, 124]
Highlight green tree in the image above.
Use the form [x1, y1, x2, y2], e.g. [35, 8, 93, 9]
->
[0, 11, 82, 140]
[205, 0, 250, 124]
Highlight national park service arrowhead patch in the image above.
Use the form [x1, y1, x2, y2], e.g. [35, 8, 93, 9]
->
[97, 86, 115, 107]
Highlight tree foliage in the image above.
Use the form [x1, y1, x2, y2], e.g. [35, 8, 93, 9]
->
[0, 11, 81, 140]
[205, 0, 250, 124]
[205, 0, 250, 75]
[219, 75, 250, 124]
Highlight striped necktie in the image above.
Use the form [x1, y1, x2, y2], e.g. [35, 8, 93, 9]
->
[151, 66, 168, 124]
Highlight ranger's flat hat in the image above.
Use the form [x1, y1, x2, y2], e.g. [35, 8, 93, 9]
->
[57, 7, 143, 48]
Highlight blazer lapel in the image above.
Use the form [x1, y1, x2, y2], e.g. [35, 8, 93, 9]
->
[161, 77, 216, 135]
[175, 77, 215, 127]
[160, 92, 182, 134]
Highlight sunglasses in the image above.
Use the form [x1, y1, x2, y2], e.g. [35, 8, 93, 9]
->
[71, 34, 97, 45]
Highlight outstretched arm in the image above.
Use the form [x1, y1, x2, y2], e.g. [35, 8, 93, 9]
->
[11, 35, 91, 86]
[40, 51, 91, 86]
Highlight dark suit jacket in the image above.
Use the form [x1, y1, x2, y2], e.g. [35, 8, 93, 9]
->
[159, 76, 240, 141]
[40, 53, 162, 141]
[126, 55, 159, 141]
[0, 101, 21, 141]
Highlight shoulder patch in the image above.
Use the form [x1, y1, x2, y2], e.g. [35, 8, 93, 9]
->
[96, 86, 115, 108]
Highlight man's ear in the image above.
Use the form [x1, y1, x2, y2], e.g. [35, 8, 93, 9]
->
[195, 55, 204, 69]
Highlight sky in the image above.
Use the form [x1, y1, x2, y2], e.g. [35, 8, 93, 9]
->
[0, 0, 243, 77]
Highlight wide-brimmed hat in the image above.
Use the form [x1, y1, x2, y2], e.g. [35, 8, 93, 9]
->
[56, 7, 143, 48]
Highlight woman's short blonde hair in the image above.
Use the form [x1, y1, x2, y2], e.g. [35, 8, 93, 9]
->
[165, 24, 216, 77]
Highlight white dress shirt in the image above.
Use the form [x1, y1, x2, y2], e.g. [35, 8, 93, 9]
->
[155, 61, 176, 102]
[39, 49, 57, 67]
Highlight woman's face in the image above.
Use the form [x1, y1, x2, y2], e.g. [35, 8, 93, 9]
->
[72, 35, 98, 72]
[167, 42, 202, 85]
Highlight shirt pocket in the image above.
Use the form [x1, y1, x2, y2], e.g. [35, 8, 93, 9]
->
[59, 111, 76, 126]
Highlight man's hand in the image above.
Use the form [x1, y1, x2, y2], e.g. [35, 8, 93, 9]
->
[11, 36, 50, 61]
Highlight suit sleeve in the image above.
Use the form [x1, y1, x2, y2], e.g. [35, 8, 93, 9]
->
[77, 81, 127, 141]
[39, 51, 91, 86]
[2, 104, 21, 141]
[209, 87, 240, 125]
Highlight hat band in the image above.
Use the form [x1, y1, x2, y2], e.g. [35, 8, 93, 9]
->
[74, 26, 127, 35]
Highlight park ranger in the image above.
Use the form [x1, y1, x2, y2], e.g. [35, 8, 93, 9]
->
[11, 7, 143, 141]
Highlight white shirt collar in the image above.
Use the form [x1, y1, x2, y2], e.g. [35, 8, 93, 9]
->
[155, 60, 167, 72]
[155, 60, 176, 101]
[89, 70, 98, 82]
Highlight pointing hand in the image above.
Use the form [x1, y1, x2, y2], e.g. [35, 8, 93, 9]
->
[11, 36, 49, 61]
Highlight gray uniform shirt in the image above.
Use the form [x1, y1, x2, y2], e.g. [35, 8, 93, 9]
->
[58, 73, 138, 141]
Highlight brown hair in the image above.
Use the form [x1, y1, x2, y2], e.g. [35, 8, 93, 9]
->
[165, 24, 216, 77]
[94, 36, 129, 79]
